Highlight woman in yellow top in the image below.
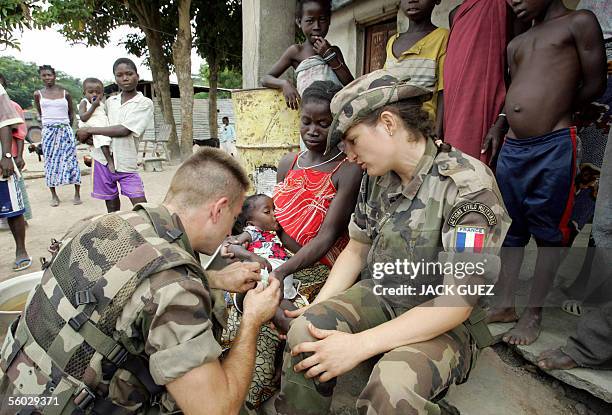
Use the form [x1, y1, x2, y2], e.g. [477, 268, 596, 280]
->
[385, 0, 448, 137]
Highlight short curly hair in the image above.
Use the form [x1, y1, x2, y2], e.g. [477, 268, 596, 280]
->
[301, 80, 342, 106]
[296, 0, 332, 19]
[233, 194, 269, 234]
[112, 58, 138, 74]
[38, 65, 55, 75]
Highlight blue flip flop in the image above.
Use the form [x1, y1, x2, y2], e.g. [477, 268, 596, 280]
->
[13, 257, 32, 272]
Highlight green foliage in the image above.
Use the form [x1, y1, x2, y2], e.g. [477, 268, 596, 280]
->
[37, 1, 174, 72]
[120, 2, 177, 71]
[34, 0, 131, 47]
[194, 63, 241, 98]
[121, 31, 175, 71]
[193, 0, 242, 73]
[0, 0, 40, 49]
[0, 56, 83, 109]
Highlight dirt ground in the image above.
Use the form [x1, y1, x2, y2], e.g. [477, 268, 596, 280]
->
[0, 146, 179, 283]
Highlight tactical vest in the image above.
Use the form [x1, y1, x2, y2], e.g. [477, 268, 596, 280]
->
[0, 204, 206, 415]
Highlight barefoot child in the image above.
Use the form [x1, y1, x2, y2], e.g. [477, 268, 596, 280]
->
[487, 0, 606, 346]
[226, 194, 299, 334]
[78, 78, 115, 173]
[77, 58, 153, 213]
[385, 0, 448, 135]
[262, 0, 353, 110]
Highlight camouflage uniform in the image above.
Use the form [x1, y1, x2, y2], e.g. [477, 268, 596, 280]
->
[0, 204, 223, 414]
[276, 68, 511, 415]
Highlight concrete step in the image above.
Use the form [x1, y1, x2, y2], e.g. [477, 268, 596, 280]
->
[489, 307, 612, 404]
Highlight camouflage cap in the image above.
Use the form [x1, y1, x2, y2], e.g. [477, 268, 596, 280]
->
[325, 67, 433, 154]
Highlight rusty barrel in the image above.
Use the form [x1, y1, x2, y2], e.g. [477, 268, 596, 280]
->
[233, 88, 300, 194]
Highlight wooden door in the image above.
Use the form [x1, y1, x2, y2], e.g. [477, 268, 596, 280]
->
[364, 19, 397, 74]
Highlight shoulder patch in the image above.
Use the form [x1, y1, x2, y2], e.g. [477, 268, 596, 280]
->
[455, 226, 486, 253]
[448, 202, 497, 227]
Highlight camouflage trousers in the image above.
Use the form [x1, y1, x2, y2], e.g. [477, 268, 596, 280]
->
[274, 280, 478, 415]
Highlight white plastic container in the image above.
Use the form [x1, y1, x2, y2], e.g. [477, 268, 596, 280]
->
[0, 271, 43, 341]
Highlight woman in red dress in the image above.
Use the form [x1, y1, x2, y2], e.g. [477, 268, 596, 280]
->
[271, 80, 363, 300]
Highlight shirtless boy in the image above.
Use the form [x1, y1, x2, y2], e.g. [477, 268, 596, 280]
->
[487, 0, 606, 345]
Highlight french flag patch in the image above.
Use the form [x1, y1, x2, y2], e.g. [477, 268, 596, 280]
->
[456, 226, 485, 253]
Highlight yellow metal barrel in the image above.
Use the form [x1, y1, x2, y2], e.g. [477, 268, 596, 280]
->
[233, 88, 300, 194]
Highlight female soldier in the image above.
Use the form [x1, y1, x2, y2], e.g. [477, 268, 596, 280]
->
[274, 68, 511, 414]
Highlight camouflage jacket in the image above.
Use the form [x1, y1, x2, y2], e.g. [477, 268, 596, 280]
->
[0, 205, 222, 414]
[349, 139, 511, 309]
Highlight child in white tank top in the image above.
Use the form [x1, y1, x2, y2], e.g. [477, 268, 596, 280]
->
[78, 78, 115, 172]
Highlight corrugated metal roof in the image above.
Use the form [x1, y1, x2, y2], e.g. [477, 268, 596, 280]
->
[147, 98, 235, 142]
[104, 81, 234, 98]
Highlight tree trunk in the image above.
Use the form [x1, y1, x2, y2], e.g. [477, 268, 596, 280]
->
[209, 52, 219, 145]
[172, 0, 194, 160]
[129, 1, 181, 161]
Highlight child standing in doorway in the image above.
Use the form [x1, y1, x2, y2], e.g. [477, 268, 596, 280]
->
[385, 0, 448, 136]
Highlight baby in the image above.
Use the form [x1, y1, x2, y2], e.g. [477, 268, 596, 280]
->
[78, 78, 115, 173]
[225, 194, 299, 333]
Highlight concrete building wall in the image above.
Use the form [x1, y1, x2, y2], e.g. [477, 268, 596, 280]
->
[242, 0, 296, 88]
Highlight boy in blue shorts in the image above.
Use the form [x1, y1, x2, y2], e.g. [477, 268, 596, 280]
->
[487, 0, 606, 345]
[77, 58, 153, 213]
[0, 83, 30, 271]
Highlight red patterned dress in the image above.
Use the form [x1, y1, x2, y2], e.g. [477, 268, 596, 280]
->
[243, 225, 289, 261]
[272, 153, 349, 267]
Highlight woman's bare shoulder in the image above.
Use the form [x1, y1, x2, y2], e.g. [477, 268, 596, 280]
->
[277, 152, 299, 181]
[336, 159, 363, 181]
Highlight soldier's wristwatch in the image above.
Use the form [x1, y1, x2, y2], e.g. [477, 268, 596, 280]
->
[4, 152, 12, 159]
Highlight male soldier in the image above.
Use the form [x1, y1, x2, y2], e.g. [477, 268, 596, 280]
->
[0, 148, 281, 414]
[275, 68, 510, 414]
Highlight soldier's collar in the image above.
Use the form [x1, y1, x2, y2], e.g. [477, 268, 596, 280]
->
[377, 138, 437, 199]
[169, 212, 198, 260]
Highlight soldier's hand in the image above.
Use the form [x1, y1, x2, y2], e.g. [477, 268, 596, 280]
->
[220, 242, 235, 259]
[243, 277, 281, 326]
[291, 324, 362, 382]
[284, 303, 312, 319]
[209, 261, 261, 293]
